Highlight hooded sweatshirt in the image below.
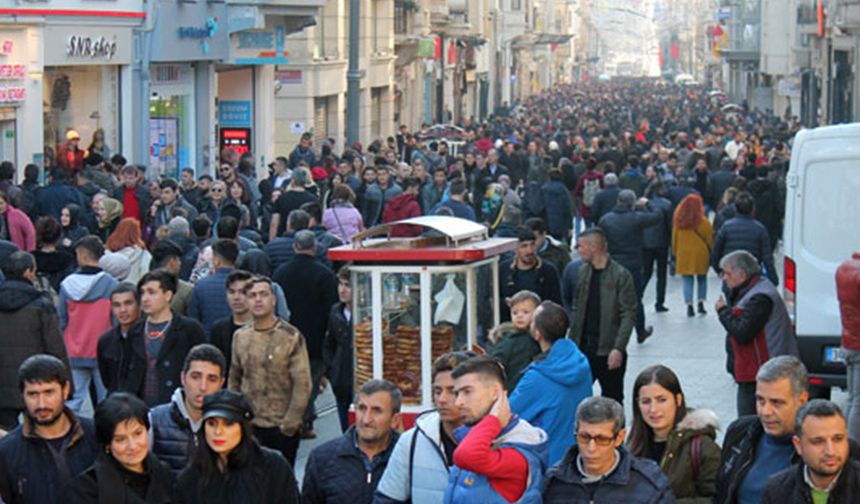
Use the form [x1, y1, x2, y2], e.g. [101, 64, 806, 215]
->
[115, 245, 152, 285]
[59, 266, 118, 361]
[509, 338, 593, 466]
[382, 193, 422, 237]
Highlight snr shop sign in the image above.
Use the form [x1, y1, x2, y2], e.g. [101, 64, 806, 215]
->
[67, 35, 117, 61]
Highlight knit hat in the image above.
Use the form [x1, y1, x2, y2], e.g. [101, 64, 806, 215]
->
[99, 252, 131, 281]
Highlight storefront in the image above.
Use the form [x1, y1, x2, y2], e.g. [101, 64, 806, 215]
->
[42, 24, 132, 168]
[0, 27, 33, 168]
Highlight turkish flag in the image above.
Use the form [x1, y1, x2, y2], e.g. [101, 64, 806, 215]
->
[671, 43, 680, 60]
[434, 37, 441, 61]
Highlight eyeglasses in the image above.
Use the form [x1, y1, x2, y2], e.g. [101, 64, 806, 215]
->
[575, 432, 618, 447]
[211, 188, 224, 193]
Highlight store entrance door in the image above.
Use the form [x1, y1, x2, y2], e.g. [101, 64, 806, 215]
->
[0, 119, 16, 165]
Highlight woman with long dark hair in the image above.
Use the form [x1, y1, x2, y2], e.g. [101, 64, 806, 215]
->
[33, 216, 75, 292]
[671, 194, 713, 317]
[71, 393, 174, 503]
[627, 365, 721, 503]
[60, 203, 89, 249]
[177, 389, 299, 504]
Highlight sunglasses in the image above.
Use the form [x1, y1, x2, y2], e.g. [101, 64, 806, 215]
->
[575, 432, 619, 447]
[211, 188, 224, 193]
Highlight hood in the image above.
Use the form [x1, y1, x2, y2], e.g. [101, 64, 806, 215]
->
[414, 410, 442, 445]
[0, 280, 43, 312]
[62, 270, 111, 301]
[489, 322, 520, 345]
[532, 339, 590, 386]
[387, 193, 416, 212]
[170, 388, 203, 433]
[117, 246, 145, 263]
[676, 408, 720, 434]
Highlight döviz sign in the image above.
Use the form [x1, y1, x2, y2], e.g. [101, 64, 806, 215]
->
[0, 86, 25, 103]
[67, 35, 117, 61]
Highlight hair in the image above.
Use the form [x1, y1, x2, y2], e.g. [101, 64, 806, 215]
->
[212, 239, 239, 265]
[674, 194, 705, 230]
[576, 396, 625, 435]
[451, 355, 506, 387]
[75, 235, 105, 261]
[617, 189, 636, 207]
[191, 215, 212, 239]
[226, 269, 254, 289]
[182, 343, 227, 378]
[120, 164, 137, 176]
[627, 365, 688, 457]
[24, 163, 39, 183]
[50, 167, 67, 182]
[516, 226, 536, 243]
[159, 178, 179, 192]
[448, 178, 467, 196]
[287, 209, 311, 232]
[358, 379, 403, 414]
[229, 178, 251, 205]
[336, 265, 351, 283]
[2, 251, 36, 280]
[795, 399, 844, 437]
[431, 351, 479, 384]
[190, 408, 258, 484]
[17, 354, 70, 391]
[506, 290, 541, 309]
[719, 250, 760, 277]
[532, 301, 569, 343]
[247, 275, 275, 294]
[734, 191, 755, 215]
[331, 184, 355, 203]
[111, 282, 140, 304]
[579, 227, 607, 249]
[299, 201, 323, 223]
[36, 216, 62, 246]
[94, 392, 150, 446]
[167, 216, 190, 238]
[756, 355, 809, 396]
[603, 172, 619, 186]
[138, 268, 178, 295]
[149, 239, 183, 270]
[216, 216, 239, 240]
[105, 218, 146, 252]
[401, 177, 421, 191]
[721, 186, 739, 207]
[524, 217, 548, 234]
[293, 229, 316, 251]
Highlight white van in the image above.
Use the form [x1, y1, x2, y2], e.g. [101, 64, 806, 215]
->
[783, 122, 860, 398]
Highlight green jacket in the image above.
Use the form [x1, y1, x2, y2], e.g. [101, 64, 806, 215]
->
[659, 409, 722, 503]
[489, 323, 541, 391]
[570, 259, 637, 356]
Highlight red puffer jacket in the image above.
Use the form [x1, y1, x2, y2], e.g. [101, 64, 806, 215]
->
[837, 253, 860, 350]
[382, 193, 422, 237]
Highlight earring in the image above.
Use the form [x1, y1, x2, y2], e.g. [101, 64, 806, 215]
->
[105, 446, 111, 455]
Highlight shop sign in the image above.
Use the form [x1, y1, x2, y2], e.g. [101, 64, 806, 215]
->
[67, 35, 117, 61]
[178, 18, 219, 39]
[232, 26, 288, 65]
[0, 65, 25, 80]
[1, 40, 13, 55]
[237, 31, 274, 49]
[0, 86, 25, 103]
[219, 101, 252, 128]
[275, 70, 302, 85]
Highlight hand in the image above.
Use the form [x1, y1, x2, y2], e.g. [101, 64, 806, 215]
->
[607, 349, 624, 370]
[636, 197, 649, 207]
[715, 295, 727, 312]
[489, 389, 512, 427]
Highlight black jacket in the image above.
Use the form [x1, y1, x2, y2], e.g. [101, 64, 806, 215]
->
[322, 302, 353, 400]
[98, 322, 139, 396]
[498, 257, 562, 322]
[70, 452, 175, 504]
[598, 204, 662, 270]
[762, 459, 860, 504]
[590, 186, 620, 224]
[711, 214, 779, 285]
[713, 415, 768, 504]
[642, 196, 672, 250]
[176, 445, 299, 504]
[273, 254, 338, 361]
[302, 427, 399, 504]
[117, 314, 205, 407]
[0, 411, 98, 504]
[0, 279, 69, 409]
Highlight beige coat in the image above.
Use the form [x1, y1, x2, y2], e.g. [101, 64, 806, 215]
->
[228, 319, 313, 436]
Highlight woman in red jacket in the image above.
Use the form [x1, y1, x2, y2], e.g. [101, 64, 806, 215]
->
[0, 190, 36, 251]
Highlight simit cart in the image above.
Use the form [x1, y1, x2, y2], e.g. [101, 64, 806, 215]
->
[327, 216, 517, 427]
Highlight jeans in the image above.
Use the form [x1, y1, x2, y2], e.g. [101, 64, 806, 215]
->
[737, 382, 757, 417]
[585, 351, 627, 406]
[254, 426, 300, 470]
[682, 275, 708, 304]
[845, 348, 860, 441]
[66, 360, 106, 416]
[642, 247, 668, 306]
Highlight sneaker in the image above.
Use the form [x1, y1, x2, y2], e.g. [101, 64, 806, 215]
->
[655, 304, 669, 313]
[687, 305, 695, 317]
[698, 301, 707, 315]
[636, 326, 653, 344]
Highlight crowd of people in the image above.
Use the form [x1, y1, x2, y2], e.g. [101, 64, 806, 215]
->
[0, 76, 856, 504]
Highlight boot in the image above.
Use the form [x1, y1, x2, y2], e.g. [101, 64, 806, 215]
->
[687, 304, 695, 317]
[698, 301, 707, 315]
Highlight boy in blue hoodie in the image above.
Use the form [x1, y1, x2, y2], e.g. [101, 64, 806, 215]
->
[510, 301, 592, 466]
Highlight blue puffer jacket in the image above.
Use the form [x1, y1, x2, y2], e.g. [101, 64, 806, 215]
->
[510, 339, 592, 466]
[149, 387, 202, 476]
[543, 445, 675, 503]
[374, 411, 451, 504]
[541, 180, 573, 240]
[444, 416, 548, 504]
[710, 214, 779, 285]
[642, 196, 672, 250]
[598, 204, 662, 270]
[264, 232, 297, 272]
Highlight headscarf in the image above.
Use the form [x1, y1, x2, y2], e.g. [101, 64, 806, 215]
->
[98, 198, 124, 228]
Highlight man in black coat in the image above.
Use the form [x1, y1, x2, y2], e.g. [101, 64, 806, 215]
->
[273, 230, 338, 437]
[711, 191, 779, 286]
[641, 184, 672, 312]
[97, 283, 141, 396]
[118, 270, 205, 407]
[498, 226, 563, 322]
[590, 172, 621, 224]
[323, 267, 354, 433]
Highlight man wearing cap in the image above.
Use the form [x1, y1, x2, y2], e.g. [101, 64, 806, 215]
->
[498, 226, 562, 323]
[56, 129, 85, 177]
[229, 275, 312, 468]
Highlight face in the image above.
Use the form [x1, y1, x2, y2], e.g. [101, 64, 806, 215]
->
[60, 208, 71, 227]
[637, 383, 682, 436]
[337, 162, 351, 177]
[181, 361, 224, 412]
[454, 373, 498, 426]
[645, 166, 656, 179]
[139, 280, 173, 316]
[229, 182, 244, 200]
[147, 181, 160, 199]
[576, 420, 625, 476]
[363, 169, 377, 184]
[111, 291, 140, 328]
[219, 164, 235, 182]
[696, 159, 707, 172]
[96, 200, 108, 221]
[109, 419, 149, 472]
[121, 171, 137, 188]
[337, 278, 352, 305]
[721, 264, 748, 289]
[488, 151, 498, 165]
[515, 240, 538, 266]
[433, 370, 464, 425]
[756, 377, 808, 437]
[198, 178, 212, 192]
[210, 182, 226, 203]
[205, 417, 243, 457]
[0, 196, 8, 214]
[355, 392, 399, 445]
[794, 415, 849, 480]
[398, 164, 412, 180]
[23, 380, 70, 426]
[300, 137, 311, 149]
[377, 169, 390, 185]
[247, 281, 276, 319]
[181, 171, 193, 186]
[433, 170, 447, 186]
[160, 187, 177, 205]
[226, 280, 251, 316]
[510, 300, 538, 332]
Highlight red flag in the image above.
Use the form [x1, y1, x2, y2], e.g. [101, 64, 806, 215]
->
[434, 37, 441, 61]
[818, 0, 825, 37]
[447, 42, 458, 65]
[670, 43, 680, 60]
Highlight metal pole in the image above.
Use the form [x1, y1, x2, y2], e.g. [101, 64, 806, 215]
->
[437, 32, 445, 124]
[346, 0, 361, 146]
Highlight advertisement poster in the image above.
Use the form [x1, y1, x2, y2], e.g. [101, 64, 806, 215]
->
[150, 117, 179, 178]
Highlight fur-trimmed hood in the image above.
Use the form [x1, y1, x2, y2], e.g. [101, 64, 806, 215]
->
[488, 321, 521, 345]
[677, 408, 720, 433]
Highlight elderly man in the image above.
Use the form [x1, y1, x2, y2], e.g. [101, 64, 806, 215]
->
[761, 400, 860, 503]
[716, 250, 798, 416]
[542, 397, 673, 503]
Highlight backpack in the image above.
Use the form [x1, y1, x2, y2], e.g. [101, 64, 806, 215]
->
[582, 177, 601, 208]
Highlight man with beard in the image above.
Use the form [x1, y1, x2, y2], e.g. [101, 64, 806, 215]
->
[444, 355, 548, 503]
[303, 380, 401, 503]
[498, 226, 562, 322]
[0, 354, 98, 504]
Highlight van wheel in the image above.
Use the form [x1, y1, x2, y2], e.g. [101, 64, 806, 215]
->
[808, 385, 832, 400]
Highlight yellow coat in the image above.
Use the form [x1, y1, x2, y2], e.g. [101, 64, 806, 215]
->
[672, 218, 714, 276]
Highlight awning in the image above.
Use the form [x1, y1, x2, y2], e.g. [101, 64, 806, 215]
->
[533, 33, 574, 45]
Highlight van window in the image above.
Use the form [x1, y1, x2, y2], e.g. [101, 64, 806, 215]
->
[801, 160, 860, 262]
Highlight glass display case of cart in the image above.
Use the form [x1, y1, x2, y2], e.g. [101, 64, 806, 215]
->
[330, 216, 518, 425]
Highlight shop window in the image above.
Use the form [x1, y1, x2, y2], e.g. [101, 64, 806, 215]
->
[150, 64, 194, 179]
[313, 97, 329, 147]
[371, 87, 383, 139]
